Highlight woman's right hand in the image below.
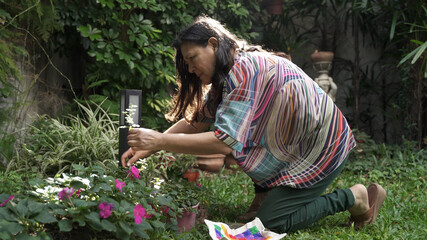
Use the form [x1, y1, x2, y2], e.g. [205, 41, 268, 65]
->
[120, 148, 154, 167]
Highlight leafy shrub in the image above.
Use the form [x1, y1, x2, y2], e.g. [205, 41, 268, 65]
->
[135, 151, 203, 210]
[0, 164, 184, 239]
[54, 0, 260, 131]
[7, 100, 119, 177]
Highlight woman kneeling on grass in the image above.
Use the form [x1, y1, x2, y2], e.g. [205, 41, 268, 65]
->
[121, 16, 386, 233]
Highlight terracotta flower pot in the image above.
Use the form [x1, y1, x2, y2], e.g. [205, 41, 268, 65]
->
[266, 0, 283, 15]
[177, 202, 200, 233]
[310, 50, 334, 63]
[183, 169, 200, 182]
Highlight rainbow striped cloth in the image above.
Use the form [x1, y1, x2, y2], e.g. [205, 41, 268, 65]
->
[204, 218, 286, 240]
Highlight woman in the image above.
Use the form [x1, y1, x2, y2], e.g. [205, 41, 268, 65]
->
[121, 16, 386, 233]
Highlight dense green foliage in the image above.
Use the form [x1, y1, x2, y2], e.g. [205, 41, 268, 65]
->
[6, 100, 119, 177]
[53, 0, 260, 130]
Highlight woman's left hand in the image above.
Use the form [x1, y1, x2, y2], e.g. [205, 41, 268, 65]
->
[127, 128, 163, 152]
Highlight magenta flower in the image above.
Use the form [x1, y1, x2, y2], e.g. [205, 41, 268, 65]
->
[115, 179, 125, 192]
[58, 187, 74, 201]
[0, 195, 14, 207]
[196, 183, 202, 187]
[99, 202, 114, 219]
[75, 189, 83, 197]
[127, 166, 140, 179]
[134, 203, 153, 224]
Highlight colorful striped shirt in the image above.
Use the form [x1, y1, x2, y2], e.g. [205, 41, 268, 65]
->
[211, 52, 356, 188]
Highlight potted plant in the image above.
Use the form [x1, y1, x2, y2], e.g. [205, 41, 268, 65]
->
[138, 152, 204, 232]
[164, 153, 200, 182]
[160, 177, 202, 233]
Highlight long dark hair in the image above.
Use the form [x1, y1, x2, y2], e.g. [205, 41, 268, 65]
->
[166, 16, 291, 123]
[166, 16, 242, 123]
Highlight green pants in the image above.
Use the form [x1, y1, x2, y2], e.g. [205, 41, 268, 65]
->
[256, 159, 354, 233]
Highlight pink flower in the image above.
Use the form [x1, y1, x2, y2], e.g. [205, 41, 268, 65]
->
[134, 204, 146, 224]
[58, 187, 74, 201]
[115, 179, 125, 192]
[196, 183, 202, 187]
[134, 203, 152, 224]
[127, 166, 140, 179]
[75, 189, 83, 196]
[0, 195, 14, 207]
[99, 202, 114, 219]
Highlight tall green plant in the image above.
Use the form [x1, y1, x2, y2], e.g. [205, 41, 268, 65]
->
[7, 100, 119, 177]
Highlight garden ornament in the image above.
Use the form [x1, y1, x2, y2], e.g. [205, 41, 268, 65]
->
[119, 89, 142, 164]
[311, 50, 338, 102]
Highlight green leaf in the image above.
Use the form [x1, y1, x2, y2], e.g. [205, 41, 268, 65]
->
[128, 61, 135, 69]
[58, 219, 73, 232]
[27, 201, 44, 215]
[15, 232, 42, 240]
[389, 11, 398, 40]
[133, 223, 150, 239]
[52, 208, 67, 215]
[119, 221, 133, 235]
[411, 41, 427, 64]
[99, 182, 112, 191]
[115, 226, 130, 240]
[97, 41, 107, 49]
[101, 219, 117, 232]
[119, 200, 133, 211]
[155, 195, 171, 206]
[85, 212, 102, 229]
[150, 220, 164, 230]
[72, 199, 96, 208]
[88, 79, 109, 89]
[0, 231, 11, 240]
[34, 211, 57, 223]
[70, 180, 86, 189]
[71, 164, 86, 171]
[15, 200, 29, 218]
[399, 48, 418, 66]
[0, 208, 18, 222]
[29, 178, 45, 187]
[424, 61, 427, 78]
[410, 39, 424, 45]
[73, 216, 86, 227]
[134, 220, 152, 231]
[0, 219, 24, 235]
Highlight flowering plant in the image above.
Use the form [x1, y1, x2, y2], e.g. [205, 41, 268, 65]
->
[0, 164, 182, 239]
[123, 104, 140, 128]
[138, 152, 202, 211]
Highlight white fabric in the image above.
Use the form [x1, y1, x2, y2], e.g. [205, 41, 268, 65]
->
[204, 217, 287, 240]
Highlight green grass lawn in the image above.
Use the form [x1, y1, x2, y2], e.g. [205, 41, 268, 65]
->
[191, 149, 427, 240]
